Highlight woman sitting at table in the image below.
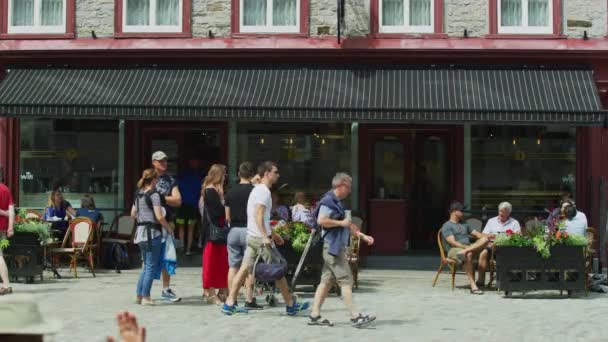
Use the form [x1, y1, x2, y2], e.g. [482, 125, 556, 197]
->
[558, 201, 588, 236]
[75, 194, 104, 226]
[44, 189, 76, 238]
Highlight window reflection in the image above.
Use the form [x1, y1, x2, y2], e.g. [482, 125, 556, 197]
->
[373, 136, 404, 199]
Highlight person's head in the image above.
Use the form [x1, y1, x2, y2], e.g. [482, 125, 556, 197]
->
[48, 190, 64, 208]
[80, 194, 96, 210]
[294, 192, 308, 206]
[151, 151, 169, 174]
[238, 161, 256, 181]
[0, 294, 61, 341]
[251, 174, 261, 185]
[563, 204, 577, 220]
[203, 164, 227, 190]
[258, 161, 279, 187]
[448, 201, 465, 221]
[331, 173, 352, 200]
[497, 202, 512, 221]
[137, 168, 158, 189]
[561, 199, 575, 211]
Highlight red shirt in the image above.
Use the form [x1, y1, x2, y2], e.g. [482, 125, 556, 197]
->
[0, 184, 14, 231]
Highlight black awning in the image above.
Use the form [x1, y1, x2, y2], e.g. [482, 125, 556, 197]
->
[0, 66, 605, 125]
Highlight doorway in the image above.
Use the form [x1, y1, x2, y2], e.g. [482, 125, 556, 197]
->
[361, 125, 458, 255]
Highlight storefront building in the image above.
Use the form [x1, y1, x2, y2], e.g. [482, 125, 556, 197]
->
[1, 0, 607, 258]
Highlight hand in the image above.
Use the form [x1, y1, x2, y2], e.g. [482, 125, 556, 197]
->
[271, 232, 284, 246]
[362, 234, 374, 246]
[106, 311, 146, 342]
[341, 218, 352, 227]
[262, 236, 272, 247]
[7, 227, 13, 238]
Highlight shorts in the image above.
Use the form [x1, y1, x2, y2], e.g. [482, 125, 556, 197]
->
[447, 246, 480, 265]
[242, 236, 282, 271]
[321, 243, 353, 287]
[227, 227, 247, 268]
[176, 204, 198, 225]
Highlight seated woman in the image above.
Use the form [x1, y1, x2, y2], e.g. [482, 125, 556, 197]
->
[559, 201, 588, 236]
[75, 194, 104, 226]
[291, 192, 312, 224]
[44, 189, 76, 238]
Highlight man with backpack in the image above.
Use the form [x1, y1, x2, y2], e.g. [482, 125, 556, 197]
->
[308, 172, 376, 328]
[151, 151, 182, 303]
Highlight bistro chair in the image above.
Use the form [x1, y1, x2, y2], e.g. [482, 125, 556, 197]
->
[50, 217, 96, 278]
[465, 218, 483, 232]
[102, 214, 136, 245]
[432, 228, 459, 290]
[348, 217, 364, 289]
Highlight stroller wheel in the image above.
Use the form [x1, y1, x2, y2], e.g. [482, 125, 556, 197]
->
[267, 295, 277, 307]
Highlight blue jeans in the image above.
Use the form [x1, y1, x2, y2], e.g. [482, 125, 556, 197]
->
[136, 236, 162, 297]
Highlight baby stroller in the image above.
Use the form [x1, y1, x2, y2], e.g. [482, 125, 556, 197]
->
[253, 245, 290, 307]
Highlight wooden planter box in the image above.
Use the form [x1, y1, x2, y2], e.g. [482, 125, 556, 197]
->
[495, 245, 586, 296]
[5, 232, 44, 284]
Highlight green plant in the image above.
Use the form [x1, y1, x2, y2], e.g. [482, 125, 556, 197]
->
[0, 238, 9, 250]
[274, 221, 312, 253]
[14, 209, 51, 243]
[495, 225, 588, 259]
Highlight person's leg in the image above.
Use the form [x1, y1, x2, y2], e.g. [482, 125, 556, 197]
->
[477, 249, 489, 286]
[142, 238, 162, 300]
[0, 255, 10, 289]
[275, 277, 294, 306]
[244, 274, 255, 303]
[340, 285, 359, 319]
[177, 222, 185, 250]
[186, 221, 196, 254]
[464, 252, 479, 291]
[226, 263, 249, 306]
[136, 243, 147, 300]
[310, 282, 332, 317]
[457, 236, 489, 255]
[227, 267, 238, 294]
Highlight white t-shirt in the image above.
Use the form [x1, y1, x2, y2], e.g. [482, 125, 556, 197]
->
[247, 184, 272, 238]
[564, 211, 588, 236]
[482, 216, 521, 235]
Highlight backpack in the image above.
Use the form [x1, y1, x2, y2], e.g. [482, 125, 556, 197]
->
[103, 242, 130, 273]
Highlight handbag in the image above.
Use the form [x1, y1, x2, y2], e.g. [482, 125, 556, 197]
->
[204, 205, 229, 244]
[253, 247, 288, 283]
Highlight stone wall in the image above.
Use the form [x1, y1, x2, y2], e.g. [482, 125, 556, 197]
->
[445, 0, 488, 37]
[76, 0, 115, 38]
[192, 0, 231, 37]
[565, 0, 607, 38]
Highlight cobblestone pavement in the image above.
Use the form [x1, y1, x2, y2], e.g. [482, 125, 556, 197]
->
[10, 263, 608, 342]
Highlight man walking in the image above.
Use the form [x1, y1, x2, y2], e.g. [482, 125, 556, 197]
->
[309, 172, 376, 327]
[0, 171, 14, 295]
[222, 161, 309, 315]
[151, 151, 182, 302]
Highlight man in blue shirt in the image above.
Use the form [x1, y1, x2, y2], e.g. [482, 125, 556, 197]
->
[309, 173, 376, 328]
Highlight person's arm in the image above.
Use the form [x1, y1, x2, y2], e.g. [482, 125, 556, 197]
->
[513, 220, 522, 233]
[256, 204, 272, 246]
[165, 186, 182, 208]
[130, 205, 137, 219]
[317, 209, 349, 229]
[445, 235, 468, 249]
[349, 222, 374, 245]
[225, 207, 231, 225]
[154, 205, 172, 232]
[471, 230, 484, 240]
[7, 204, 14, 238]
[66, 204, 76, 217]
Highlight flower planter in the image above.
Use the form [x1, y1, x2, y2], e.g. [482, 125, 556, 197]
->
[5, 232, 44, 284]
[495, 246, 586, 297]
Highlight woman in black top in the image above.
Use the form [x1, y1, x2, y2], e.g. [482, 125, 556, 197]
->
[200, 164, 229, 304]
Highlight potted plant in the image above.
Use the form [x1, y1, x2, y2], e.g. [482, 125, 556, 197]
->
[273, 221, 323, 287]
[4, 209, 50, 283]
[494, 223, 588, 297]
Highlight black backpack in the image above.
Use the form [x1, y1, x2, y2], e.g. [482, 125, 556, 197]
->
[103, 242, 130, 273]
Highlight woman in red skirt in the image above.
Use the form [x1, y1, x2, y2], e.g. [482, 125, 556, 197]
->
[200, 164, 229, 304]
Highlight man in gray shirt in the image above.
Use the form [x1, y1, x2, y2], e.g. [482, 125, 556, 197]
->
[441, 201, 488, 294]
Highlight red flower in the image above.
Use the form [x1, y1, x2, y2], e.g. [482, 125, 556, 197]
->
[270, 220, 278, 226]
[505, 229, 513, 235]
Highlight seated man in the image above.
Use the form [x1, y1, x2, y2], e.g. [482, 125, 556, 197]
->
[441, 201, 488, 295]
[478, 201, 520, 286]
[559, 201, 587, 236]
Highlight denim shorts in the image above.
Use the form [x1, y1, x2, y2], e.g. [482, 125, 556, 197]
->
[227, 227, 247, 268]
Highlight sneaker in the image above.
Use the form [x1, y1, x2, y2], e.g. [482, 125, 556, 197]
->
[162, 289, 182, 302]
[245, 298, 263, 310]
[286, 301, 310, 316]
[350, 314, 376, 328]
[222, 303, 249, 316]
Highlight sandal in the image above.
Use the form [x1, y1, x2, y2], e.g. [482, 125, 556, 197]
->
[470, 288, 484, 295]
[351, 313, 376, 328]
[0, 287, 12, 295]
[475, 281, 485, 289]
[308, 315, 334, 326]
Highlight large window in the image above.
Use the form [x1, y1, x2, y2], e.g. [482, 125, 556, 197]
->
[498, 0, 553, 34]
[6, 0, 67, 34]
[19, 119, 120, 222]
[471, 125, 575, 221]
[238, 0, 301, 33]
[237, 123, 351, 205]
[380, 0, 434, 33]
[114, 0, 190, 37]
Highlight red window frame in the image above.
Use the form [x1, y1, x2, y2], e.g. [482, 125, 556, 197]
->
[231, 0, 309, 37]
[0, 0, 75, 39]
[488, 0, 563, 38]
[114, 0, 192, 38]
[370, 0, 445, 38]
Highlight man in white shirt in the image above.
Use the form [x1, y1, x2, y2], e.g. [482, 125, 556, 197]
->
[478, 202, 520, 287]
[223, 161, 309, 316]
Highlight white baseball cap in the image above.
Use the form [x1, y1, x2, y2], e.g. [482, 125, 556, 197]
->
[151, 151, 168, 161]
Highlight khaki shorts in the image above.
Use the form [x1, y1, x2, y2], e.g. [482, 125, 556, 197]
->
[321, 243, 353, 287]
[242, 236, 282, 271]
[447, 247, 480, 265]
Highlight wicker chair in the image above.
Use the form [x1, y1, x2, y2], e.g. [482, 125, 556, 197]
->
[432, 228, 459, 289]
[348, 217, 363, 289]
[50, 217, 96, 278]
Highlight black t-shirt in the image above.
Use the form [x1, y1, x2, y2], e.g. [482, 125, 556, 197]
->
[224, 183, 254, 228]
[155, 174, 178, 220]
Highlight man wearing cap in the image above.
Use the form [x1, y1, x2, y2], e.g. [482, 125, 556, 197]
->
[151, 151, 182, 302]
[441, 201, 488, 294]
